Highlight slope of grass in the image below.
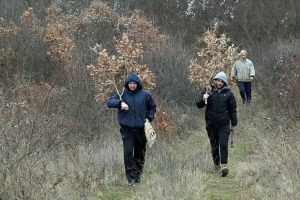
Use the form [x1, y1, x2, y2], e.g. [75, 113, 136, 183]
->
[90, 93, 299, 200]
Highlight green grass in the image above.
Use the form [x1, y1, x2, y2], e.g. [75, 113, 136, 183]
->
[90, 184, 138, 200]
[90, 98, 265, 200]
[201, 131, 255, 200]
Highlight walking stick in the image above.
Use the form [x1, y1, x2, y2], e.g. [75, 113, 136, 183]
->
[230, 128, 234, 148]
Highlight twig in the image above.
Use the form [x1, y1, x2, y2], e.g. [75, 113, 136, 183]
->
[112, 75, 124, 100]
[230, 128, 234, 148]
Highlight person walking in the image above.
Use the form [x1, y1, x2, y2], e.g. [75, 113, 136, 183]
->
[196, 71, 237, 177]
[231, 50, 255, 104]
[107, 72, 157, 186]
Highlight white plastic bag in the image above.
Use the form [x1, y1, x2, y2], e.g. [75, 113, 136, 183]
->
[144, 119, 156, 148]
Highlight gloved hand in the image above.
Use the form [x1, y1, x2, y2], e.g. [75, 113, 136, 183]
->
[250, 76, 254, 81]
[147, 115, 154, 122]
[203, 93, 209, 101]
[121, 101, 129, 110]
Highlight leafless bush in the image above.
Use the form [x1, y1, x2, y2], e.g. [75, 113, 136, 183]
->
[0, 74, 126, 199]
[143, 32, 197, 104]
[257, 39, 300, 120]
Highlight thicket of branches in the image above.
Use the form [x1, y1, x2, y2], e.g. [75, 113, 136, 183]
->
[257, 40, 300, 120]
[0, 0, 300, 199]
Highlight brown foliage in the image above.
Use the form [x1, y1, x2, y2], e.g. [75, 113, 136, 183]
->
[189, 23, 238, 92]
[87, 33, 156, 101]
[153, 106, 174, 134]
[44, 3, 76, 66]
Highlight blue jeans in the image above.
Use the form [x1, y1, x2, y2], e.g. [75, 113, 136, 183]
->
[237, 81, 252, 104]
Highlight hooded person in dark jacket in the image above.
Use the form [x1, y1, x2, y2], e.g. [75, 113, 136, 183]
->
[107, 72, 157, 186]
[196, 71, 237, 177]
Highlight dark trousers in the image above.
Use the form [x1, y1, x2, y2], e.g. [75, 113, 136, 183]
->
[206, 123, 230, 165]
[120, 126, 146, 181]
[237, 81, 252, 104]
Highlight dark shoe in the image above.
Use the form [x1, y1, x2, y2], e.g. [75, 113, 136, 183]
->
[135, 176, 141, 183]
[220, 164, 229, 177]
[127, 179, 136, 186]
[242, 98, 246, 104]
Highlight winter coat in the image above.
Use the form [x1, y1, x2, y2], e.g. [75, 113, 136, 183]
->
[231, 59, 255, 81]
[107, 73, 157, 128]
[196, 86, 237, 127]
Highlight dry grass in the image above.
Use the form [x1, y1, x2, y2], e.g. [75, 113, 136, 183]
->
[0, 1, 299, 199]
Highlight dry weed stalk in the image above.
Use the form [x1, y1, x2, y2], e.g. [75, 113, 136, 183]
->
[189, 23, 238, 97]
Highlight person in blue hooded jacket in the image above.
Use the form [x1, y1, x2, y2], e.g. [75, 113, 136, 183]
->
[107, 72, 157, 186]
[196, 71, 237, 177]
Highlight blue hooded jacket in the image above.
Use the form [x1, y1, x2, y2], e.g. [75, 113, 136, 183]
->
[107, 73, 157, 128]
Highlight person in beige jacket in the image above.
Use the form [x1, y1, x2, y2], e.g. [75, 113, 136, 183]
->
[231, 50, 255, 104]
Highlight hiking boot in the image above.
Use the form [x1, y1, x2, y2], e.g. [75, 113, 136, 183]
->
[214, 165, 221, 172]
[127, 178, 136, 186]
[220, 164, 229, 177]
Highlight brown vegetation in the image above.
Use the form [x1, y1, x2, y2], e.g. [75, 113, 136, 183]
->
[189, 22, 238, 93]
[0, 0, 299, 199]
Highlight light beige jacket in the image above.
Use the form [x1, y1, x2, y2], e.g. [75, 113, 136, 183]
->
[231, 59, 255, 81]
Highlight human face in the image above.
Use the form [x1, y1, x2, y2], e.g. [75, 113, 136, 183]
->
[240, 53, 247, 60]
[214, 79, 225, 89]
[128, 82, 137, 91]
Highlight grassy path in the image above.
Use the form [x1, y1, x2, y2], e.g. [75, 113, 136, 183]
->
[91, 97, 264, 200]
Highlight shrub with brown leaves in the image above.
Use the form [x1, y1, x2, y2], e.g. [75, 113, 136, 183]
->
[87, 33, 156, 101]
[44, 3, 77, 66]
[189, 23, 238, 94]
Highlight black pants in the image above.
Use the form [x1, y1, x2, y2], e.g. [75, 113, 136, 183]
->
[120, 126, 147, 181]
[238, 81, 252, 104]
[206, 123, 230, 165]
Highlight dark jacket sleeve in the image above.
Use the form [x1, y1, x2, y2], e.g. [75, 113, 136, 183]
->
[146, 93, 157, 122]
[196, 92, 206, 108]
[107, 94, 122, 108]
[228, 92, 237, 126]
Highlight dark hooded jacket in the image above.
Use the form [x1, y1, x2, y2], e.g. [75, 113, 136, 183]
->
[196, 78, 237, 127]
[107, 73, 157, 128]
